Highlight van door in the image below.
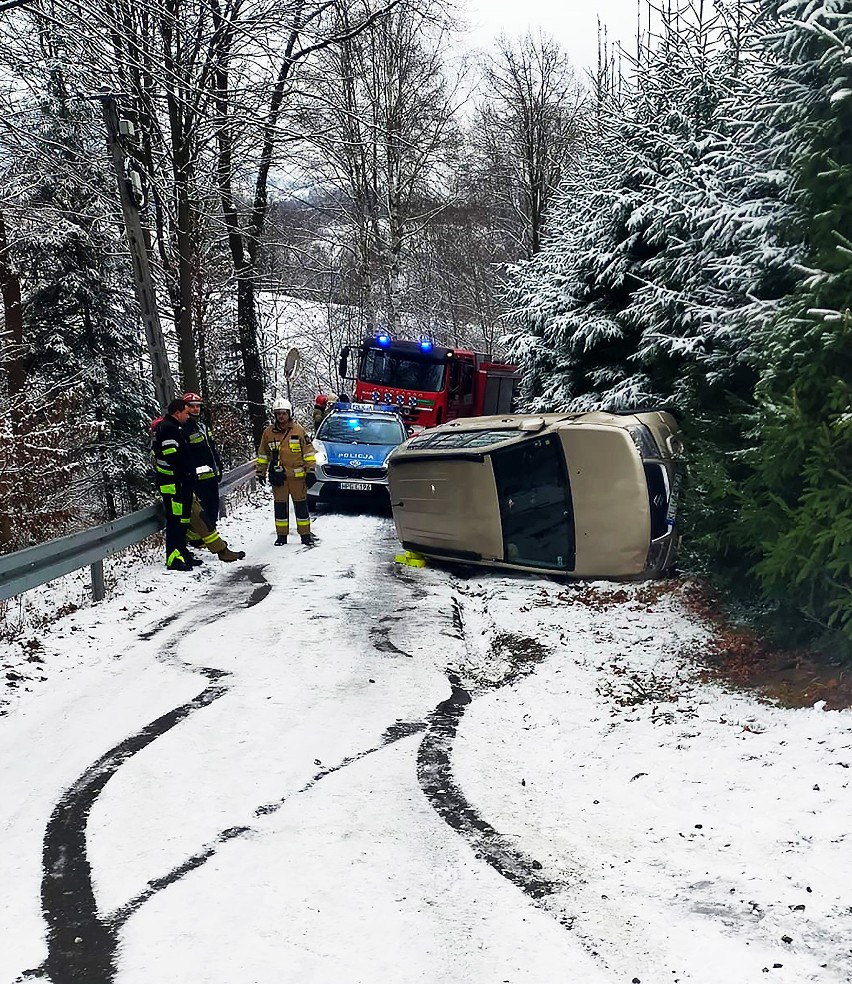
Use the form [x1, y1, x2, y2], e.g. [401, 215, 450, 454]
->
[491, 436, 575, 571]
[447, 355, 475, 420]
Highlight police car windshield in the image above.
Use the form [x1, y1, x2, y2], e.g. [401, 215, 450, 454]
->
[319, 415, 405, 446]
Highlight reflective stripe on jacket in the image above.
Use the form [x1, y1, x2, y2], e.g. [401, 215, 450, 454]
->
[152, 414, 194, 495]
[184, 417, 223, 482]
[256, 420, 317, 481]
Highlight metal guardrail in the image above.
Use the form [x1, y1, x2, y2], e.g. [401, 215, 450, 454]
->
[0, 461, 256, 603]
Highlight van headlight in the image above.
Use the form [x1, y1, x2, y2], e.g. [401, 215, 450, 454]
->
[627, 424, 659, 459]
[645, 537, 669, 572]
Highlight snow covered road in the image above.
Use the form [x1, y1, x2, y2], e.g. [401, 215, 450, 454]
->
[2, 500, 850, 984]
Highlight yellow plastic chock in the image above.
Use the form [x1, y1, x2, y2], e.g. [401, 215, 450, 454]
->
[394, 549, 427, 568]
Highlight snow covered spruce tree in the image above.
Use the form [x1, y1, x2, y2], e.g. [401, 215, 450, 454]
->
[0, 46, 153, 546]
[732, 0, 852, 653]
[505, 7, 765, 413]
[506, 0, 852, 652]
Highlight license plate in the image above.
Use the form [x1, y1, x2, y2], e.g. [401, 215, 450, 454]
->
[339, 481, 372, 491]
[666, 472, 682, 522]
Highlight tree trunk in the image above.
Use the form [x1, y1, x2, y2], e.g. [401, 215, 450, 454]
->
[236, 275, 267, 446]
[0, 207, 25, 400]
[211, 0, 401, 441]
[174, 175, 198, 392]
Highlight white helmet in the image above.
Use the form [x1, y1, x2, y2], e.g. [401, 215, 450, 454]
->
[272, 398, 292, 414]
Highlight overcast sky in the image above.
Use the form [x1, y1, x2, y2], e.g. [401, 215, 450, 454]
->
[462, 0, 642, 74]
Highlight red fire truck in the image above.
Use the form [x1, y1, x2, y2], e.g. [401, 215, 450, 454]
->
[338, 334, 521, 429]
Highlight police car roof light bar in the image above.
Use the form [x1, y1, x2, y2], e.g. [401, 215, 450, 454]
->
[332, 400, 402, 414]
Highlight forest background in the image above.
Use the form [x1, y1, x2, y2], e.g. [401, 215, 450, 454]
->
[0, 0, 849, 663]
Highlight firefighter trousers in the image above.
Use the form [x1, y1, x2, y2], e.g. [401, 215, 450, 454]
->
[188, 497, 231, 555]
[188, 481, 220, 549]
[272, 478, 311, 538]
[161, 491, 193, 566]
[194, 480, 220, 528]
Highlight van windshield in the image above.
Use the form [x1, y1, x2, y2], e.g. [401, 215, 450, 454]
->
[491, 435, 575, 571]
[360, 348, 446, 392]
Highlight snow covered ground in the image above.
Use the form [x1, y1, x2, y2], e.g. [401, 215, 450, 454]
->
[1, 494, 850, 984]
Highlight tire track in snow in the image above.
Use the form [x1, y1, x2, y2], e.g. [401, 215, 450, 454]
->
[32, 553, 431, 982]
[335, 560, 563, 904]
[417, 678, 558, 901]
[369, 615, 412, 656]
[41, 679, 228, 984]
[36, 566, 270, 984]
[109, 719, 428, 927]
[417, 592, 564, 904]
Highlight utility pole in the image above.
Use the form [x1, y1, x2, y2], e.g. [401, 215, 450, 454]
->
[95, 93, 174, 409]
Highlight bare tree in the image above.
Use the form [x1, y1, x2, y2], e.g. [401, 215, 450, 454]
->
[298, 0, 464, 335]
[42, 0, 399, 441]
[97, 0, 236, 393]
[474, 32, 589, 258]
[210, 0, 401, 444]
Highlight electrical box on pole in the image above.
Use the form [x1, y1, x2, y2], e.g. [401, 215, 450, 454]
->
[96, 94, 174, 410]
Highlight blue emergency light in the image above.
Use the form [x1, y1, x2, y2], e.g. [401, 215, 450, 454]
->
[332, 400, 401, 414]
[419, 339, 433, 352]
[376, 334, 391, 347]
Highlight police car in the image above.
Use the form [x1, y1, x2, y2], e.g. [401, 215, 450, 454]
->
[309, 402, 409, 506]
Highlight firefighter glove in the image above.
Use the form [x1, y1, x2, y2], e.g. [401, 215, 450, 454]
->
[306, 472, 317, 488]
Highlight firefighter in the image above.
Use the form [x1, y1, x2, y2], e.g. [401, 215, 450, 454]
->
[150, 401, 245, 569]
[182, 390, 224, 531]
[256, 398, 317, 546]
[312, 393, 330, 432]
[151, 398, 194, 571]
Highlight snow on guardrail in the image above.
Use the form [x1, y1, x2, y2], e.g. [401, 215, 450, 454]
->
[0, 461, 255, 603]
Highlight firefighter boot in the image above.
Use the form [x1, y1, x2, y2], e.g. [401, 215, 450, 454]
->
[300, 533, 316, 547]
[275, 535, 287, 545]
[218, 548, 246, 562]
[183, 548, 203, 567]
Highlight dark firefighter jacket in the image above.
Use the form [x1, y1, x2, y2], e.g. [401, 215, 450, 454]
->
[152, 414, 194, 496]
[184, 417, 224, 484]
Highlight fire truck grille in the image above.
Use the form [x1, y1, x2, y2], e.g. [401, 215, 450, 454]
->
[325, 465, 387, 479]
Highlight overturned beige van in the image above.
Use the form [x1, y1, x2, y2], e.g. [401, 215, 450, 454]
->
[387, 410, 684, 579]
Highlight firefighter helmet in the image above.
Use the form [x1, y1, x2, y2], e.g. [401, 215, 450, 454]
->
[315, 394, 328, 408]
[272, 398, 292, 414]
[182, 391, 203, 404]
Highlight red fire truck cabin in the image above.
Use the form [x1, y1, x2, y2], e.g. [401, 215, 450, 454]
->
[339, 334, 520, 429]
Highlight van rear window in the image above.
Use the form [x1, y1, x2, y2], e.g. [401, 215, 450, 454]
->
[492, 436, 576, 571]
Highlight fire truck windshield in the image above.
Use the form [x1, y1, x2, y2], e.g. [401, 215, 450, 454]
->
[360, 348, 446, 392]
